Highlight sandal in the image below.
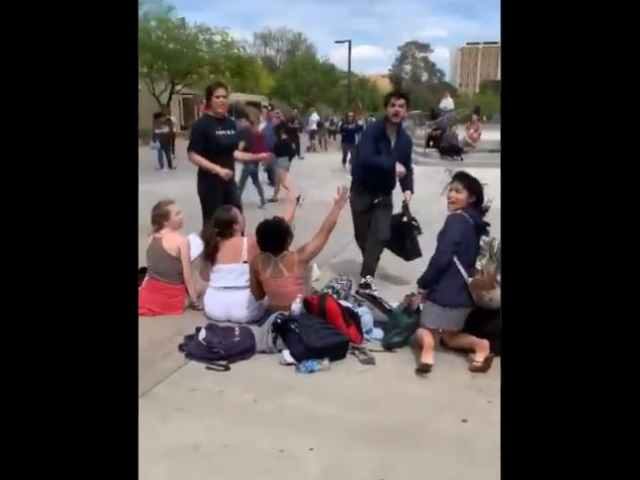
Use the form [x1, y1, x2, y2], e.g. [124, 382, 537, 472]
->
[415, 362, 433, 375]
[468, 354, 494, 373]
[350, 345, 376, 365]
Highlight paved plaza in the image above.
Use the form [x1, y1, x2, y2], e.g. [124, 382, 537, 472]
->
[139, 134, 501, 480]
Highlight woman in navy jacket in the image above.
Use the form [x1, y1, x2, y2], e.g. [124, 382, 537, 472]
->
[415, 171, 494, 375]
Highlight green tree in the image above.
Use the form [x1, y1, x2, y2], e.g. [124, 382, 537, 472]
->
[138, 1, 239, 110]
[389, 41, 445, 87]
[388, 40, 456, 112]
[251, 27, 317, 72]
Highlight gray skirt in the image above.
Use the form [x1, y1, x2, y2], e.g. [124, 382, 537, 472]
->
[419, 300, 472, 332]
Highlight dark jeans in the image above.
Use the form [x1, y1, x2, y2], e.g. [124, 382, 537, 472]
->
[238, 163, 265, 203]
[157, 144, 173, 169]
[197, 172, 242, 228]
[342, 143, 356, 166]
[264, 162, 276, 186]
[291, 136, 301, 158]
[350, 184, 393, 278]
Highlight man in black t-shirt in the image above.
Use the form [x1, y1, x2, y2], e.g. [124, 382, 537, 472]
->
[187, 81, 272, 227]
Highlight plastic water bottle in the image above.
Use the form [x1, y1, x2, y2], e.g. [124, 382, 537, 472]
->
[296, 358, 331, 374]
[290, 294, 304, 317]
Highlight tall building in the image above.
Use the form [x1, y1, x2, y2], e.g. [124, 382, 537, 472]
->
[450, 42, 501, 94]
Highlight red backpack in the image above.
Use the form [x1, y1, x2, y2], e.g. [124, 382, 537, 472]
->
[304, 294, 364, 345]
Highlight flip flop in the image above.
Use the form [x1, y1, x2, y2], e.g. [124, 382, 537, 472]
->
[415, 362, 433, 375]
[468, 354, 494, 373]
[350, 345, 376, 365]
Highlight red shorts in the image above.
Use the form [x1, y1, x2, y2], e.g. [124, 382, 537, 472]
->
[138, 276, 187, 316]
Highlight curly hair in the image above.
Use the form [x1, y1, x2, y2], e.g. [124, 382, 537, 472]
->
[255, 216, 293, 256]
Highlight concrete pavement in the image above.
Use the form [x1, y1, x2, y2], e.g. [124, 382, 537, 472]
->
[139, 136, 501, 480]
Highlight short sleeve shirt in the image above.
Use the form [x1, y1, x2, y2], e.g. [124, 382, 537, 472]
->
[187, 114, 239, 173]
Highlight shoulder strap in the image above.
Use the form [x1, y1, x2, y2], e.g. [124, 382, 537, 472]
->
[453, 256, 471, 284]
[241, 237, 248, 263]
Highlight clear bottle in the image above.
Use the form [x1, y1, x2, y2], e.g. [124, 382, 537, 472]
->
[290, 294, 304, 317]
[295, 358, 331, 374]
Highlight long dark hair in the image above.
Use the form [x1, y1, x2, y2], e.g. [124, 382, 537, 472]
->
[200, 206, 239, 264]
[450, 171, 490, 218]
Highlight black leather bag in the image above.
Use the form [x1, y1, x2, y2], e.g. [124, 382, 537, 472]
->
[386, 201, 423, 261]
[273, 313, 349, 362]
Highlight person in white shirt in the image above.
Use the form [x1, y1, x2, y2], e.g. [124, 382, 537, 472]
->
[307, 108, 320, 152]
[439, 91, 455, 113]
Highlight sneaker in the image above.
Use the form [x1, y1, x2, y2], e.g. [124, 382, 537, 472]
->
[267, 198, 278, 203]
[258, 200, 266, 209]
[357, 276, 378, 294]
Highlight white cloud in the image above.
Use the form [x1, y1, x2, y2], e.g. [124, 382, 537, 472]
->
[329, 44, 394, 74]
[431, 45, 451, 78]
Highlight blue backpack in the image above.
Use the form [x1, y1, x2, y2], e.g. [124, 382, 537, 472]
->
[179, 323, 256, 371]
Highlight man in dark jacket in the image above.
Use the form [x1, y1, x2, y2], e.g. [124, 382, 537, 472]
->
[350, 90, 414, 293]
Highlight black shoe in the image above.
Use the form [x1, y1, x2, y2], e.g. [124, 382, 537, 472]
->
[415, 362, 433, 376]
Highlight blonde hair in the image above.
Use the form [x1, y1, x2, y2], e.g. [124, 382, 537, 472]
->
[150, 199, 175, 233]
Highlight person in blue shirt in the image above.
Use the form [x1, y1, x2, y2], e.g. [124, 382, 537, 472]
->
[414, 171, 493, 375]
[339, 111, 363, 168]
[350, 91, 414, 293]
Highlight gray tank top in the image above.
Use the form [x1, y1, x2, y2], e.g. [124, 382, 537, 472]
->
[146, 237, 184, 284]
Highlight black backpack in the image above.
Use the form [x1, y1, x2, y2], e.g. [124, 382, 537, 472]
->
[178, 323, 256, 371]
[272, 313, 349, 363]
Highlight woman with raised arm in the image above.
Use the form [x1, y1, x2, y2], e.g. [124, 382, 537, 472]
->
[250, 186, 350, 313]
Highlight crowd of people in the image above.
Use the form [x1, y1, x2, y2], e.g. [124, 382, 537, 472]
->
[139, 82, 500, 375]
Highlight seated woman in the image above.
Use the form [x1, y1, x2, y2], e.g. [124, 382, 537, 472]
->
[463, 113, 483, 149]
[201, 184, 300, 323]
[139, 199, 200, 316]
[251, 186, 350, 313]
[414, 171, 494, 375]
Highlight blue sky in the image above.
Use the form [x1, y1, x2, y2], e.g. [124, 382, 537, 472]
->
[169, 0, 500, 79]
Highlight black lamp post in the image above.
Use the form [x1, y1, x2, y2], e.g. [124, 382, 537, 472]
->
[334, 39, 352, 109]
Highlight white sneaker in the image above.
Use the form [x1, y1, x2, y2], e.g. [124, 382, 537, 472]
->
[357, 276, 378, 294]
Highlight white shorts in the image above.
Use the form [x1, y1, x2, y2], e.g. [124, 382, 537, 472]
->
[204, 287, 266, 324]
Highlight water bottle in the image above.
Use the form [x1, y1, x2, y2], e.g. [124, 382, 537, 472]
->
[295, 358, 331, 374]
[290, 294, 304, 317]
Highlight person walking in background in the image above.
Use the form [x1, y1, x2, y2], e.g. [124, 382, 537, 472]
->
[286, 110, 303, 160]
[307, 108, 320, 152]
[187, 81, 273, 227]
[237, 108, 267, 209]
[339, 111, 363, 169]
[268, 122, 297, 203]
[152, 112, 174, 171]
[414, 171, 494, 375]
[261, 105, 279, 187]
[317, 116, 329, 151]
[328, 116, 338, 142]
[350, 91, 414, 293]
